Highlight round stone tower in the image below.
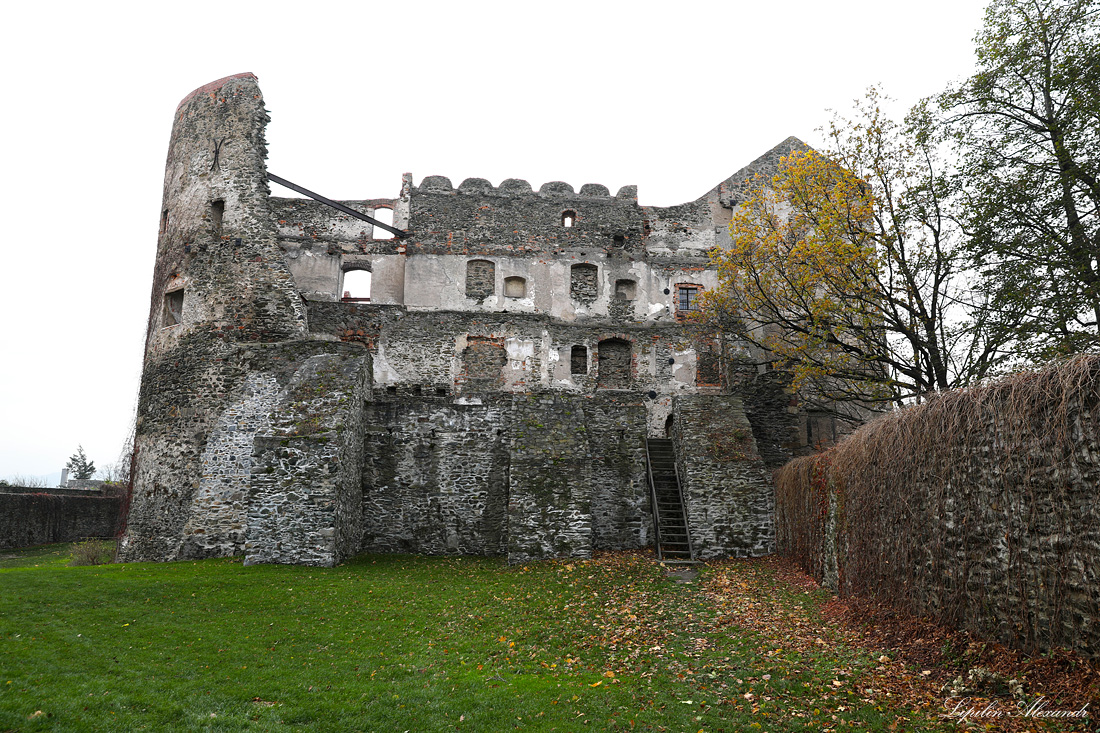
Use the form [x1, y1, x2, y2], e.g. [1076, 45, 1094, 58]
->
[120, 74, 306, 561]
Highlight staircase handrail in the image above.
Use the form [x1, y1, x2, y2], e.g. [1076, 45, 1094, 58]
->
[644, 439, 664, 561]
[672, 449, 696, 562]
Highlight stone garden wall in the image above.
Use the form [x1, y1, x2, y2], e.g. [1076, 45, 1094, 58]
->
[775, 355, 1100, 659]
[0, 487, 124, 550]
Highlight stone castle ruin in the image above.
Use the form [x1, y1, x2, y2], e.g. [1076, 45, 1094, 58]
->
[119, 73, 808, 567]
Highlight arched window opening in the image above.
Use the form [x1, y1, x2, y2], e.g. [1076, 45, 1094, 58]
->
[504, 276, 527, 298]
[561, 210, 576, 228]
[570, 263, 598, 302]
[371, 206, 395, 240]
[466, 260, 496, 301]
[570, 345, 588, 375]
[597, 338, 631, 389]
[342, 270, 372, 301]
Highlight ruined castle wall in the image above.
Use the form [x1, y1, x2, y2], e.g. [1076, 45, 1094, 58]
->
[122, 74, 307, 562]
[360, 396, 510, 556]
[271, 194, 409, 301]
[175, 370, 278, 559]
[732, 368, 804, 470]
[124, 72, 805, 567]
[358, 392, 650, 562]
[507, 395, 594, 562]
[582, 395, 651, 550]
[672, 395, 776, 558]
[408, 178, 643, 256]
[304, 304, 713, 423]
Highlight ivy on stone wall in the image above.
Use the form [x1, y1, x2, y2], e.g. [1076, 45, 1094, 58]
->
[776, 354, 1100, 660]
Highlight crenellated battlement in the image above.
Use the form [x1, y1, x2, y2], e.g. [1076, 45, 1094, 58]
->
[415, 176, 636, 200]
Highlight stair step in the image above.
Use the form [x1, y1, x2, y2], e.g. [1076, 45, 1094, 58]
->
[648, 438, 692, 562]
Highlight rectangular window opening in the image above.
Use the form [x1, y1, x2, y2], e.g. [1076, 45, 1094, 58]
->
[678, 287, 699, 312]
[211, 200, 224, 235]
[570, 345, 588, 375]
[372, 207, 395, 240]
[164, 289, 184, 326]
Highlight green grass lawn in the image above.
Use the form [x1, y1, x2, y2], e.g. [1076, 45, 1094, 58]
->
[0, 546, 962, 732]
[0, 544, 75, 570]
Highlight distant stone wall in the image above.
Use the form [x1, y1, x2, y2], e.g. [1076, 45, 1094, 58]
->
[65, 479, 108, 490]
[0, 487, 124, 550]
[672, 395, 775, 559]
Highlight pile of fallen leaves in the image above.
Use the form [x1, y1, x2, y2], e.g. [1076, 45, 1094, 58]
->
[703, 555, 1098, 732]
[824, 585, 1100, 731]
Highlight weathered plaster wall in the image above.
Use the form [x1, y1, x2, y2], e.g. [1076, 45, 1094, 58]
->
[304, 303, 717, 432]
[673, 395, 775, 559]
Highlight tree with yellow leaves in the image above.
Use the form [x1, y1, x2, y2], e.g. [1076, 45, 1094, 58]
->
[698, 89, 1014, 412]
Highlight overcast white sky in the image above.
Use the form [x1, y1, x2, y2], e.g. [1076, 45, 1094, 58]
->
[0, 0, 989, 482]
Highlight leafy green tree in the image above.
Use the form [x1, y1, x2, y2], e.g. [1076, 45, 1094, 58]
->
[65, 446, 96, 480]
[942, 0, 1100, 358]
[698, 90, 1010, 415]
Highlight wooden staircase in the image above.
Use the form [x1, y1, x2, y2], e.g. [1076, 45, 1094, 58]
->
[645, 438, 695, 562]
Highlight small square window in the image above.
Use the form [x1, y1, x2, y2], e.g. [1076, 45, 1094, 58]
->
[504, 276, 527, 298]
[614, 279, 636, 300]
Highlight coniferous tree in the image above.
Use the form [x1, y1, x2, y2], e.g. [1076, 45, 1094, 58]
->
[65, 446, 96, 480]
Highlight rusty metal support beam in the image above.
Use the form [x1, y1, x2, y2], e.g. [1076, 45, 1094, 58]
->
[267, 172, 407, 239]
